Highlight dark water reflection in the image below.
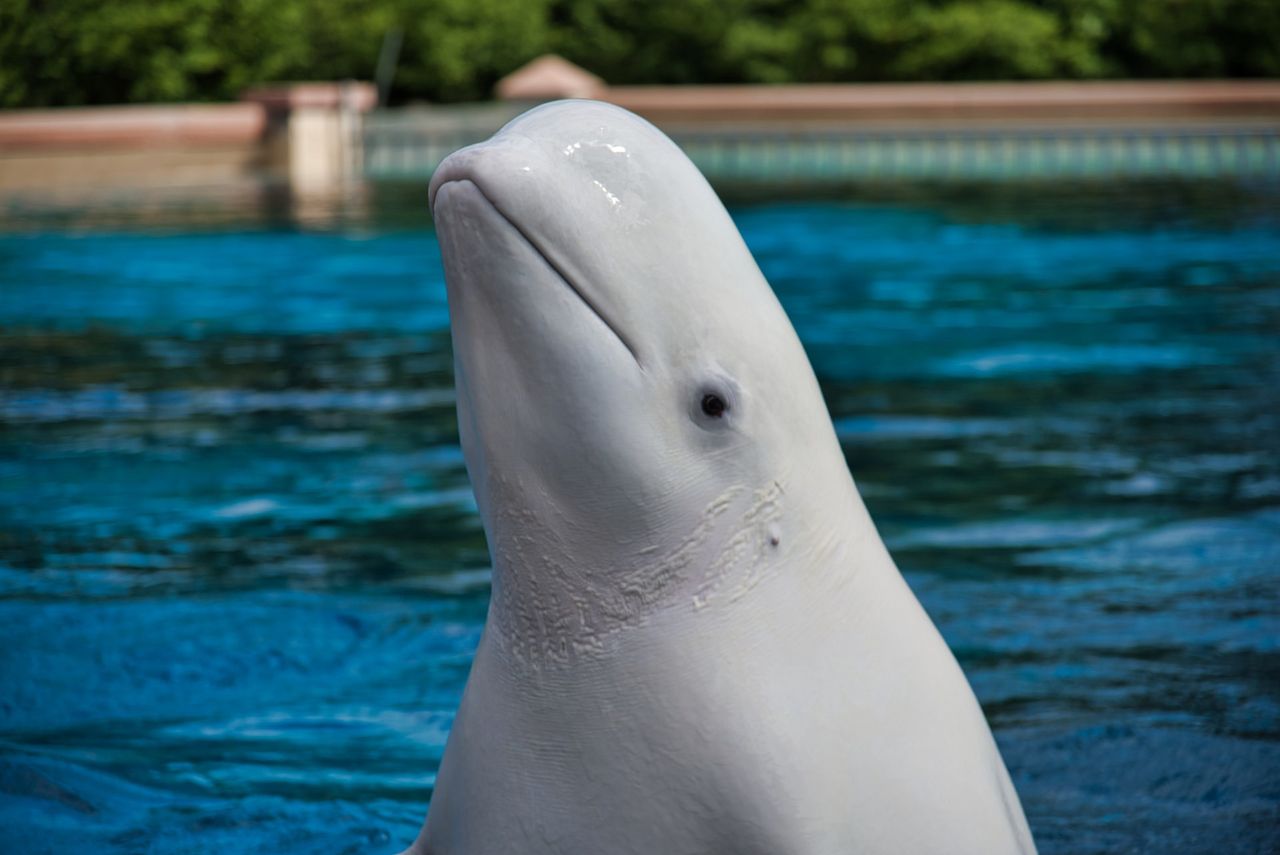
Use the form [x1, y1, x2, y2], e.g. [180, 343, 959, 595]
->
[2, 180, 1278, 853]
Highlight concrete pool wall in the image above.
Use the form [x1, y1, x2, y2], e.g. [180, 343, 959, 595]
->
[1, 80, 1278, 198]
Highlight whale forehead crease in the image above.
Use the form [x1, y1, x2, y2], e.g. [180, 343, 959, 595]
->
[434, 175, 642, 366]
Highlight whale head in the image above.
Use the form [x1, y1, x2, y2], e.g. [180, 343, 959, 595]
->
[430, 101, 857, 648]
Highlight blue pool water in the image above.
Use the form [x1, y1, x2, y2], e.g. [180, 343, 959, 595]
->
[2, 181, 1278, 853]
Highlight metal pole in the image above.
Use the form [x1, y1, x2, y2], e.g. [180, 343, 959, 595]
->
[376, 27, 404, 108]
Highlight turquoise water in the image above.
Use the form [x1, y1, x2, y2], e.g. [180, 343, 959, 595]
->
[2, 181, 1278, 853]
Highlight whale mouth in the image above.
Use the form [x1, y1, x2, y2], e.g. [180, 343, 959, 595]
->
[432, 175, 641, 366]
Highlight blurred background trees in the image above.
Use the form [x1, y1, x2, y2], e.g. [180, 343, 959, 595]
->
[3, 0, 1278, 108]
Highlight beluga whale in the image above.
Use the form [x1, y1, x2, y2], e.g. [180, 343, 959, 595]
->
[414, 99, 1036, 854]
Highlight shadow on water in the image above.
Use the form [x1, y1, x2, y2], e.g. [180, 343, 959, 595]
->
[1, 177, 1278, 853]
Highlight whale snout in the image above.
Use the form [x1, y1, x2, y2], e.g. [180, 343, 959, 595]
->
[429, 100, 668, 223]
[431, 120, 646, 367]
[430, 99, 772, 376]
[429, 139, 518, 215]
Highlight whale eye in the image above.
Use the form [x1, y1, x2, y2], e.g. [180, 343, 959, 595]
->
[701, 393, 727, 418]
[691, 375, 739, 430]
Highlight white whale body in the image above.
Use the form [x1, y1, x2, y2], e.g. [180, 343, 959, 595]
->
[412, 99, 1036, 854]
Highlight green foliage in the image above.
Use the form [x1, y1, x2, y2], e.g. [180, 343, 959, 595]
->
[1, 0, 1277, 108]
[0, 0, 549, 108]
[550, 0, 768, 85]
[785, 0, 930, 81]
[1, 0, 309, 107]
[892, 0, 1098, 80]
[1105, 0, 1280, 78]
[395, 0, 551, 101]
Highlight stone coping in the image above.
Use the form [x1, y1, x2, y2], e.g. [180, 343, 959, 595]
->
[604, 80, 1280, 124]
[0, 103, 266, 150]
[1, 83, 377, 152]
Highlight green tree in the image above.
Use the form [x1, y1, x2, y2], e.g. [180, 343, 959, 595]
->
[892, 0, 1103, 80]
[0, 0, 550, 107]
[1105, 0, 1280, 77]
[394, 0, 551, 102]
[1, 0, 1278, 109]
[552, 0, 805, 85]
[0, 0, 309, 107]
[785, 0, 918, 81]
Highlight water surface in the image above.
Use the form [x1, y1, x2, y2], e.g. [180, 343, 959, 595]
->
[2, 180, 1278, 853]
